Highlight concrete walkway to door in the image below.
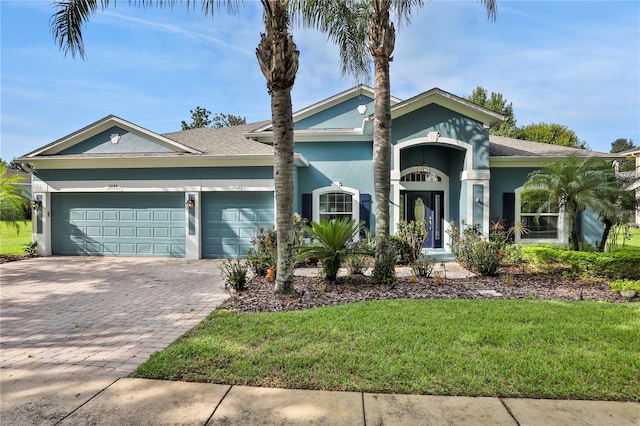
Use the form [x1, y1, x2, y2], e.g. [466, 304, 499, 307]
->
[0, 257, 229, 377]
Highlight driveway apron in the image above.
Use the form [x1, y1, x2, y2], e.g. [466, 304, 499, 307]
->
[0, 257, 229, 377]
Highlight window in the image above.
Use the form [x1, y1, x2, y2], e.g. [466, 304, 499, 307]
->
[515, 186, 563, 242]
[319, 192, 353, 221]
[520, 199, 559, 239]
[312, 184, 360, 224]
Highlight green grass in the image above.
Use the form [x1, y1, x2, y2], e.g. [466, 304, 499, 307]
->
[618, 227, 640, 247]
[133, 299, 640, 401]
[0, 221, 32, 255]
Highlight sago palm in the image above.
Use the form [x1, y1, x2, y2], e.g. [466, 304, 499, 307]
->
[297, 218, 364, 281]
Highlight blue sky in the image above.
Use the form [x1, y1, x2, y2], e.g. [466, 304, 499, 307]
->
[1, 1, 638, 162]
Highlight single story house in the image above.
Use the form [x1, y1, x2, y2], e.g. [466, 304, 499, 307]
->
[17, 85, 621, 259]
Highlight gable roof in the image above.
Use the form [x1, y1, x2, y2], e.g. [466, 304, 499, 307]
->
[390, 88, 504, 128]
[252, 85, 401, 133]
[20, 115, 201, 158]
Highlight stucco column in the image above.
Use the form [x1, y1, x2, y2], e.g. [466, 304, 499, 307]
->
[185, 191, 201, 259]
[32, 192, 52, 256]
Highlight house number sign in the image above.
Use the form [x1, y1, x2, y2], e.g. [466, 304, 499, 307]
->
[105, 183, 123, 192]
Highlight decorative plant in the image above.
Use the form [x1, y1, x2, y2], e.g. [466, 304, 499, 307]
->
[23, 241, 37, 255]
[296, 218, 364, 281]
[345, 253, 367, 275]
[412, 255, 434, 278]
[220, 259, 249, 291]
[433, 271, 444, 285]
[608, 279, 640, 293]
[246, 226, 277, 277]
[449, 220, 505, 276]
[501, 273, 514, 286]
[395, 220, 428, 264]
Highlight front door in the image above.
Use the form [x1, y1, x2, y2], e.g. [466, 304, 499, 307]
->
[403, 191, 444, 249]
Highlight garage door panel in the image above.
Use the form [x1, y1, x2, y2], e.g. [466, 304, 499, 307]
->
[52, 193, 185, 257]
[202, 192, 274, 258]
[86, 227, 102, 237]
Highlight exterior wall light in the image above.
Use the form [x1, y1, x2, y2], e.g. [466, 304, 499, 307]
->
[31, 199, 42, 210]
[186, 197, 195, 210]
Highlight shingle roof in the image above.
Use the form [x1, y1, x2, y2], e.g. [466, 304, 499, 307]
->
[162, 121, 273, 155]
[489, 135, 619, 158]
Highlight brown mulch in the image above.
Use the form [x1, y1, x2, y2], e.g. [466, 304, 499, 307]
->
[0, 254, 34, 264]
[221, 272, 636, 313]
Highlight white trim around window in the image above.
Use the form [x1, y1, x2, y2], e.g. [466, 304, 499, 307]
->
[514, 186, 566, 244]
[312, 183, 360, 224]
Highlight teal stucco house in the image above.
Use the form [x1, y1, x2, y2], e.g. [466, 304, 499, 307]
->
[17, 86, 619, 259]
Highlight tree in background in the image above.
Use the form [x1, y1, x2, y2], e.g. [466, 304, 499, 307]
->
[522, 155, 619, 251]
[180, 107, 246, 130]
[467, 87, 588, 149]
[0, 162, 30, 231]
[299, 0, 497, 284]
[610, 138, 636, 173]
[517, 122, 588, 149]
[467, 86, 518, 137]
[595, 165, 637, 251]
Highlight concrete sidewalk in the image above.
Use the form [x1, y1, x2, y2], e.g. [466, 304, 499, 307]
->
[1, 369, 638, 426]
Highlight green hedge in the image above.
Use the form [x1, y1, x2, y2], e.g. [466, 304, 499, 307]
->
[521, 245, 640, 279]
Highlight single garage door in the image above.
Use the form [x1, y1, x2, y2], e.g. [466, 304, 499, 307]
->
[202, 192, 274, 258]
[52, 192, 185, 257]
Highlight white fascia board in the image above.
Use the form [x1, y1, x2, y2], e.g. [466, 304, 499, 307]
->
[34, 178, 274, 193]
[245, 129, 371, 143]
[24, 116, 201, 157]
[390, 89, 504, 128]
[23, 153, 311, 169]
[490, 154, 621, 168]
[22, 155, 276, 170]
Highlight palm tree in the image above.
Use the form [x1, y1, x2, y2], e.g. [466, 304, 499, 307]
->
[0, 162, 30, 232]
[256, 0, 300, 294]
[50, 0, 299, 294]
[523, 155, 620, 251]
[297, 0, 497, 283]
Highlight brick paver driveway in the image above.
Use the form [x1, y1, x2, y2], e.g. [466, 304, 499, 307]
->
[0, 257, 229, 377]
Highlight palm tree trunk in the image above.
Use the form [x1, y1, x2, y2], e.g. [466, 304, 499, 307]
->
[272, 87, 296, 294]
[256, 0, 299, 294]
[598, 218, 612, 252]
[368, 0, 396, 284]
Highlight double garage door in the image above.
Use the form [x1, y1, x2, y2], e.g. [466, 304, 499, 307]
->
[52, 193, 186, 257]
[51, 192, 274, 258]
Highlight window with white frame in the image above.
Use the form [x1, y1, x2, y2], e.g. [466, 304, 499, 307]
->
[313, 184, 359, 224]
[515, 186, 561, 242]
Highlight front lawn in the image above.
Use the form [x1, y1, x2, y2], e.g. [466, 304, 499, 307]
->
[133, 299, 640, 401]
[0, 221, 31, 255]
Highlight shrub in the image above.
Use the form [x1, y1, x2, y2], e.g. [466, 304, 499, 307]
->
[23, 241, 37, 255]
[608, 279, 640, 292]
[395, 220, 428, 264]
[246, 226, 277, 277]
[412, 256, 434, 277]
[296, 218, 364, 281]
[450, 221, 505, 276]
[390, 234, 412, 264]
[522, 245, 640, 280]
[220, 259, 249, 291]
[345, 254, 367, 275]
